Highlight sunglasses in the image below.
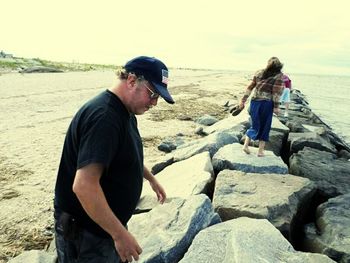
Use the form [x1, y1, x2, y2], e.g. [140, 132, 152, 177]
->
[143, 83, 160, 100]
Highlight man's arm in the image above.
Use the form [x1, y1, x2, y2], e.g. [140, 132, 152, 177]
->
[143, 166, 166, 204]
[73, 163, 142, 262]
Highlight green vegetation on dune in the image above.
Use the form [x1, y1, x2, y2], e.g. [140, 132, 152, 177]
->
[0, 56, 119, 72]
[0, 60, 22, 69]
[37, 58, 118, 71]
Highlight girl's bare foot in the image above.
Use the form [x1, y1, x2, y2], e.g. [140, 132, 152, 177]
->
[243, 147, 251, 154]
[257, 152, 265, 157]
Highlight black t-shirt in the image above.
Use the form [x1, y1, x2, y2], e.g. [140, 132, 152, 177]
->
[54, 90, 143, 237]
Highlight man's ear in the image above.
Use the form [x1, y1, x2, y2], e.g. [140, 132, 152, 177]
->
[126, 73, 137, 88]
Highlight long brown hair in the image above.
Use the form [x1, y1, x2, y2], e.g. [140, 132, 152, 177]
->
[261, 57, 283, 79]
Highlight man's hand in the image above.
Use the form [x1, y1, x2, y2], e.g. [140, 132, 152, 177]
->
[143, 166, 166, 204]
[114, 229, 142, 262]
[273, 108, 280, 115]
[149, 179, 166, 204]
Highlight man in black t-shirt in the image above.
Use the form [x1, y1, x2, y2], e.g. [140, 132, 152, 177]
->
[54, 56, 174, 263]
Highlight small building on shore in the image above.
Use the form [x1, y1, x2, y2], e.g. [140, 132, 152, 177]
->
[0, 50, 14, 58]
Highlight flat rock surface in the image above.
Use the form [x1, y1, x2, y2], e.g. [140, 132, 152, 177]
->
[212, 143, 288, 174]
[180, 217, 335, 263]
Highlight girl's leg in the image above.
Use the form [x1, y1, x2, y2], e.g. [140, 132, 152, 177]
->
[258, 101, 273, 142]
[284, 102, 289, 117]
[243, 136, 251, 154]
[283, 89, 290, 117]
[257, 141, 266, 156]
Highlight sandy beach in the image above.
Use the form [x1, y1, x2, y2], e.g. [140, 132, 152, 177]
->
[0, 69, 248, 261]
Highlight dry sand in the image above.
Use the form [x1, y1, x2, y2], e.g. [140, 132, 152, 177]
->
[0, 69, 249, 261]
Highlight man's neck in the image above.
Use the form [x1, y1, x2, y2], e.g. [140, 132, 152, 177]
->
[109, 81, 131, 112]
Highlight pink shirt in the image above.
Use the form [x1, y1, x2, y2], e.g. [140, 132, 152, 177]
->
[282, 74, 291, 89]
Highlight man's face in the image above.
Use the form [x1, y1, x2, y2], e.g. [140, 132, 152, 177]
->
[129, 79, 159, 115]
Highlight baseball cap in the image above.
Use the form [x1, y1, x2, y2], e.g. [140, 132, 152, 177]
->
[124, 56, 174, 104]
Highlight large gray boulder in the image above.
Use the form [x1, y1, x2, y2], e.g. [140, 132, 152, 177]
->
[195, 114, 219, 126]
[289, 147, 350, 197]
[137, 152, 214, 211]
[128, 195, 221, 263]
[150, 155, 174, 175]
[212, 143, 288, 174]
[288, 132, 337, 154]
[271, 115, 290, 134]
[180, 217, 335, 263]
[157, 137, 184, 153]
[212, 170, 315, 239]
[150, 119, 251, 174]
[303, 193, 350, 263]
[286, 119, 308, 132]
[265, 129, 287, 156]
[202, 112, 249, 136]
[173, 130, 239, 162]
[240, 129, 287, 157]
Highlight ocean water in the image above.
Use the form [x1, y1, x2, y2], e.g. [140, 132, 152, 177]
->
[291, 73, 350, 146]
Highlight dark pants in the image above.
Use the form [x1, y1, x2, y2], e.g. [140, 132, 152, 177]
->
[246, 100, 273, 141]
[55, 212, 121, 263]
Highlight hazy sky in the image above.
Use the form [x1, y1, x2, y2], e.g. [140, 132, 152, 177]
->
[1, 0, 349, 76]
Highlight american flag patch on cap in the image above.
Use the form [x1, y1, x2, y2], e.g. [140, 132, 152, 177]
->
[162, 69, 168, 85]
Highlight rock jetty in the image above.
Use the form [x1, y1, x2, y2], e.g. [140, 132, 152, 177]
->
[9, 89, 350, 263]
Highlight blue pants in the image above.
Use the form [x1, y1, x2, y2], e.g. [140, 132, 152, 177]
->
[55, 212, 122, 263]
[246, 100, 273, 141]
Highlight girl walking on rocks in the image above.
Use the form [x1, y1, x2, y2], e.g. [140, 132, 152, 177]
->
[239, 57, 285, 157]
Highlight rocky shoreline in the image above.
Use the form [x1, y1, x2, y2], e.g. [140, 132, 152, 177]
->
[8, 87, 350, 263]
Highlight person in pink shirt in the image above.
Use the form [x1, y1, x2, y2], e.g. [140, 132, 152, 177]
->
[280, 74, 292, 117]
